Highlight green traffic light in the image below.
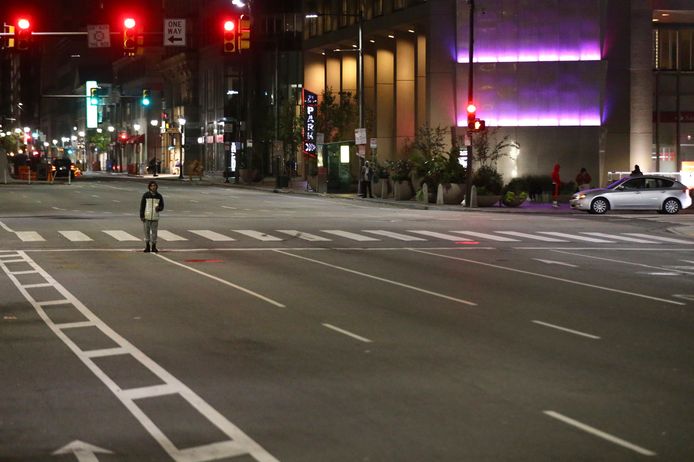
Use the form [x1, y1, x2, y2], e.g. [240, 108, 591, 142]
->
[89, 97, 99, 106]
[141, 97, 150, 106]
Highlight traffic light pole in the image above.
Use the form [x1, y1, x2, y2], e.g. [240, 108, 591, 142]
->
[464, 0, 475, 208]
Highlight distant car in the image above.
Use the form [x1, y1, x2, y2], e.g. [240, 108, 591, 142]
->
[570, 175, 692, 214]
[51, 158, 81, 178]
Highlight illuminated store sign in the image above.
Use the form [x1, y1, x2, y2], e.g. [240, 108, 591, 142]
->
[303, 89, 318, 157]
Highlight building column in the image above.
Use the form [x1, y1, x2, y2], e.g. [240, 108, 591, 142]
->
[395, 35, 416, 157]
[376, 47, 395, 160]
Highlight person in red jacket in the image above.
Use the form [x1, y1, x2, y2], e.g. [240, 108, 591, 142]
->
[551, 163, 561, 208]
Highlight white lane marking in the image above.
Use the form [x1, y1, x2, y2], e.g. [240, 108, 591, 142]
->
[409, 249, 685, 306]
[496, 231, 567, 242]
[222, 205, 238, 210]
[232, 230, 283, 241]
[91, 195, 100, 198]
[112, 199, 121, 203]
[0, 252, 279, 462]
[408, 230, 472, 241]
[581, 232, 660, 244]
[452, 231, 519, 242]
[190, 200, 199, 203]
[321, 230, 380, 241]
[624, 233, 694, 244]
[538, 232, 613, 243]
[157, 230, 187, 241]
[638, 272, 680, 276]
[53, 440, 113, 459]
[52, 206, 66, 211]
[102, 230, 140, 241]
[533, 258, 578, 268]
[543, 411, 656, 456]
[17, 231, 45, 242]
[59, 231, 93, 242]
[154, 253, 285, 308]
[322, 323, 373, 343]
[274, 250, 476, 306]
[532, 320, 600, 339]
[189, 230, 236, 241]
[551, 250, 694, 276]
[0, 220, 15, 232]
[277, 230, 331, 241]
[362, 230, 426, 241]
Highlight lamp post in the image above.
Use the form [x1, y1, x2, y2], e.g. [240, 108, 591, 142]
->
[178, 118, 186, 179]
[464, 0, 476, 207]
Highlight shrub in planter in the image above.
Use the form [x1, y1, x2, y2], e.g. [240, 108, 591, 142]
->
[501, 177, 529, 207]
[472, 165, 503, 195]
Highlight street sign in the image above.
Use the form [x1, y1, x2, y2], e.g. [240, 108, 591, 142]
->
[87, 24, 110, 48]
[370, 138, 377, 149]
[164, 19, 186, 46]
[355, 128, 367, 145]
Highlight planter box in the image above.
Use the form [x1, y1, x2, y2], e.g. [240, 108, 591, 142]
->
[441, 183, 465, 205]
[477, 195, 502, 207]
[393, 180, 414, 200]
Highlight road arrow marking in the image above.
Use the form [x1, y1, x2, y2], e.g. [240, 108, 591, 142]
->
[53, 440, 113, 461]
[533, 258, 578, 267]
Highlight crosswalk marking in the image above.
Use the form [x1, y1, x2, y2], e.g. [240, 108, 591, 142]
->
[581, 232, 660, 244]
[16, 231, 45, 242]
[189, 230, 235, 241]
[276, 230, 332, 241]
[496, 231, 567, 242]
[102, 230, 140, 241]
[623, 233, 694, 245]
[363, 230, 426, 241]
[409, 230, 473, 241]
[232, 230, 283, 241]
[538, 232, 613, 243]
[451, 231, 519, 242]
[322, 230, 380, 241]
[59, 231, 93, 242]
[157, 230, 187, 241]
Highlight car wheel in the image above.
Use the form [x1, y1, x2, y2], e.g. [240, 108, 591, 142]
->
[662, 198, 681, 214]
[590, 198, 609, 214]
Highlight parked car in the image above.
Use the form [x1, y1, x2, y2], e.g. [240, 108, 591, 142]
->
[570, 175, 692, 214]
[51, 158, 81, 179]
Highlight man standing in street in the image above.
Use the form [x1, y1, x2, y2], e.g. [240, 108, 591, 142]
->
[361, 160, 374, 198]
[140, 181, 164, 253]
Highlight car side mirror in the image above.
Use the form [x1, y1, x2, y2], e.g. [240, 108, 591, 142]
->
[616, 185, 625, 191]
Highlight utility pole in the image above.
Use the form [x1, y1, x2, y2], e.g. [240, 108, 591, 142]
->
[464, 0, 476, 207]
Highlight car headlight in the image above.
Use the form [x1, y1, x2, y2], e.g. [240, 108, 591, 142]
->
[577, 194, 587, 200]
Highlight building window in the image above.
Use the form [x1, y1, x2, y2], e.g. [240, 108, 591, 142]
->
[654, 27, 694, 71]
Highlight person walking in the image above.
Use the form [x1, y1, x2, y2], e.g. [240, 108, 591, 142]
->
[630, 164, 643, 176]
[361, 160, 374, 198]
[575, 167, 592, 191]
[140, 181, 164, 253]
[551, 163, 561, 208]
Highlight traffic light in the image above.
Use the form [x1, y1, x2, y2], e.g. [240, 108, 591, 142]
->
[89, 88, 99, 106]
[15, 18, 31, 50]
[239, 15, 250, 51]
[223, 19, 237, 53]
[3, 24, 15, 49]
[123, 17, 136, 55]
[141, 89, 151, 106]
[466, 103, 477, 130]
[473, 119, 486, 131]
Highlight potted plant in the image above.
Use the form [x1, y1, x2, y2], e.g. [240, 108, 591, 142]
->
[473, 165, 503, 206]
[387, 159, 414, 200]
[501, 177, 529, 207]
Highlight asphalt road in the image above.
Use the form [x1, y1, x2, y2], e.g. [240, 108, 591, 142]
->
[1, 175, 693, 461]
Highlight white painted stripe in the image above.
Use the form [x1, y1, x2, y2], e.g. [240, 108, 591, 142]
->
[410, 249, 685, 306]
[120, 384, 178, 400]
[83, 347, 128, 358]
[274, 250, 477, 306]
[362, 230, 426, 241]
[22, 283, 52, 289]
[321, 230, 380, 241]
[581, 232, 660, 244]
[533, 258, 578, 268]
[276, 230, 332, 241]
[322, 323, 372, 343]
[9, 270, 38, 275]
[452, 231, 519, 242]
[408, 230, 472, 241]
[0, 252, 279, 462]
[624, 233, 694, 244]
[0, 259, 24, 263]
[59, 230, 93, 242]
[55, 321, 94, 330]
[496, 231, 567, 242]
[538, 231, 613, 243]
[0, 220, 15, 232]
[38, 300, 71, 307]
[16, 231, 45, 242]
[532, 320, 600, 339]
[157, 230, 187, 241]
[543, 411, 656, 456]
[103, 230, 140, 241]
[221, 205, 237, 210]
[155, 254, 285, 308]
[189, 230, 235, 241]
[232, 230, 283, 241]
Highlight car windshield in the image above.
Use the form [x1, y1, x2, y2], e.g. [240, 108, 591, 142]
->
[606, 178, 629, 189]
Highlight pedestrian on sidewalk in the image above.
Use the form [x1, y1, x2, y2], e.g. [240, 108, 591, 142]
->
[575, 167, 592, 191]
[361, 161, 374, 198]
[140, 181, 164, 253]
[630, 164, 643, 176]
[551, 163, 561, 208]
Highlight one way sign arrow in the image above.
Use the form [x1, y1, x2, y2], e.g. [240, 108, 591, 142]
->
[167, 35, 183, 44]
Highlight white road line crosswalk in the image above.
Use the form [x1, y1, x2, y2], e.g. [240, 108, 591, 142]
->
[538, 232, 613, 243]
[496, 231, 568, 242]
[277, 230, 332, 241]
[189, 230, 235, 241]
[321, 230, 380, 241]
[59, 231, 93, 242]
[451, 231, 519, 242]
[408, 230, 472, 241]
[232, 230, 283, 241]
[157, 230, 187, 241]
[102, 230, 140, 241]
[623, 233, 694, 245]
[581, 232, 659, 243]
[363, 230, 426, 241]
[16, 231, 45, 242]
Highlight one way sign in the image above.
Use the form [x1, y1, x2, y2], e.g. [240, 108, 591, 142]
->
[164, 18, 186, 47]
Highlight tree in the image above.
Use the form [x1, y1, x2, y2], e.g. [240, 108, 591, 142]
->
[471, 129, 518, 169]
[317, 88, 358, 143]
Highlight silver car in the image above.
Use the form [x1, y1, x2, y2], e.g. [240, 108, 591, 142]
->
[570, 175, 692, 214]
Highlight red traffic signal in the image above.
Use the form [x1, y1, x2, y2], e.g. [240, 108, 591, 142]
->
[123, 17, 136, 55]
[223, 19, 237, 53]
[15, 18, 31, 50]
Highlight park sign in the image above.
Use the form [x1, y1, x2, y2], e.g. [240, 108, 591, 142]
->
[303, 89, 318, 157]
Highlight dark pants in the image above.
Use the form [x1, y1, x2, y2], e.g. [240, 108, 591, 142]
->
[361, 180, 373, 197]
